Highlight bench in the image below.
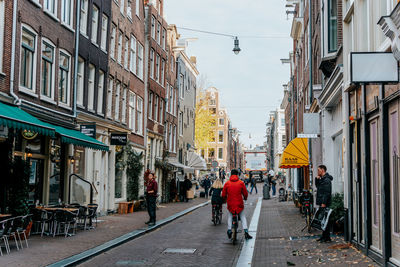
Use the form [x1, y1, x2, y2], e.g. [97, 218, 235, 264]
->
[118, 201, 134, 214]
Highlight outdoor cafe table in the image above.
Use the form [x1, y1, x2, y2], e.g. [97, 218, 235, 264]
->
[36, 207, 79, 212]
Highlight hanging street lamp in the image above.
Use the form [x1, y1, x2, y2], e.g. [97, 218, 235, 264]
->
[233, 37, 241, 55]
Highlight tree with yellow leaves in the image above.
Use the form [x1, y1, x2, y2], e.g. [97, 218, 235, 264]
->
[195, 89, 216, 156]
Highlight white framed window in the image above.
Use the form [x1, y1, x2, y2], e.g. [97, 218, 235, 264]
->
[87, 64, 95, 110]
[162, 28, 166, 50]
[129, 91, 136, 131]
[150, 49, 154, 79]
[219, 118, 224, 125]
[179, 74, 184, 99]
[120, 0, 125, 15]
[149, 92, 153, 119]
[218, 131, 224, 143]
[106, 77, 113, 118]
[327, 0, 338, 52]
[110, 24, 116, 60]
[170, 56, 174, 72]
[129, 35, 137, 74]
[173, 125, 177, 152]
[121, 86, 127, 123]
[44, 0, 57, 16]
[179, 112, 183, 136]
[97, 70, 104, 114]
[218, 148, 223, 160]
[161, 59, 165, 86]
[157, 22, 161, 44]
[137, 42, 143, 79]
[135, 0, 140, 17]
[0, 0, 4, 73]
[159, 99, 163, 123]
[127, 0, 132, 19]
[169, 85, 173, 113]
[91, 5, 99, 44]
[61, 0, 73, 27]
[117, 31, 123, 64]
[77, 57, 84, 106]
[124, 37, 129, 69]
[154, 95, 159, 122]
[20, 26, 37, 92]
[165, 82, 169, 112]
[58, 51, 71, 105]
[168, 124, 172, 151]
[174, 87, 177, 116]
[41, 40, 55, 99]
[80, 0, 89, 35]
[115, 82, 120, 121]
[137, 97, 143, 135]
[100, 14, 108, 51]
[155, 54, 160, 82]
[151, 16, 155, 39]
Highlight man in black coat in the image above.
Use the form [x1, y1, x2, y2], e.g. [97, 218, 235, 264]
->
[315, 164, 333, 242]
[203, 175, 211, 199]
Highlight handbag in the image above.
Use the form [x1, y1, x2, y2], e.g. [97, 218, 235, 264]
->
[311, 207, 332, 231]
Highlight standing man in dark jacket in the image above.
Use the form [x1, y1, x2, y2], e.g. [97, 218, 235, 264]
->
[203, 175, 211, 199]
[145, 172, 158, 226]
[183, 175, 192, 202]
[315, 165, 333, 242]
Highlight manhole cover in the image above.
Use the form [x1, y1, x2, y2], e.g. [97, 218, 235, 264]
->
[163, 248, 196, 254]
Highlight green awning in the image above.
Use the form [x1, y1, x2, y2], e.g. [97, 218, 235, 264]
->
[53, 125, 109, 151]
[0, 101, 55, 137]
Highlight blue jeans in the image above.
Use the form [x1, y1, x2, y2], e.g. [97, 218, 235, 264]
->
[272, 184, 276, 196]
[250, 184, 258, 194]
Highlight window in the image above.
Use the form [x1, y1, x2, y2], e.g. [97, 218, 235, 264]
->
[165, 82, 169, 112]
[110, 25, 116, 59]
[154, 95, 159, 122]
[169, 86, 173, 113]
[91, 5, 99, 44]
[218, 131, 224, 143]
[20, 27, 36, 90]
[61, 0, 73, 27]
[179, 74, 184, 98]
[115, 82, 120, 121]
[219, 118, 224, 125]
[157, 22, 161, 44]
[97, 70, 104, 114]
[77, 57, 84, 105]
[161, 59, 165, 86]
[170, 56, 174, 72]
[44, 0, 56, 16]
[209, 131, 216, 142]
[162, 28, 166, 50]
[137, 97, 143, 134]
[107, 77, 113, 118]
[328, 0, 338, 52]
[281, 118, 285, 127]
[58, 52, 70, 104]
[130, 35, 137, 74]
[208, 148, 215, 158]
[282, 134, 286, 145]
[179, 112, 183, 135]
[174, 88, 177, 115]
[168, 124, 172, 151]
[0, 0, 4, 73]
[218, 148, 223, 160]
[148, 92, 153, 119]
[160, 100, 163, 123]
[87, 64, 95, 110]
[129, 92, 136, 131]
[100, 15, 108, 51]
[117, 31, 123, 64]
[209, 108, 216, 115]
[80, 0, 89, 35]
[150, 49, 154, 79]
[137, 42, 143, 79]
[127, 0, 132, 19]
[155, 54, 160, 82]
[41, 41, 54, 98]
[135, 0, 140, 16]
[151, 16, 156, 40]
[209, 99, 216, 106]
[124, 37, 129, 69]
[173, 125, 177, 152]
[120, 0, 125, 14]
[121, 86, 127, 123]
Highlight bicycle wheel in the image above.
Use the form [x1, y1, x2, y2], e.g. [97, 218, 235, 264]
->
[307, 212, 312, 233]
[219, 210, 222, 224]
[213, 208, 217, 226]
[232, 227, 237, 245]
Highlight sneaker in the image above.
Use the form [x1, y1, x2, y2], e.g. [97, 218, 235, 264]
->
[322, 238, 332, 243]
[227, 229, 232, 239]
[148, 222, 156, 226]
[145, 220, 151, 224]
[244, 232, 253, 240]
[316, 237, 325, 242]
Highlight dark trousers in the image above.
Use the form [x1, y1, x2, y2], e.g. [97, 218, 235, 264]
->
[147, 196, 157, 222]
[183, 190, 189, 202]
[322, 220, 331, 240]
[205, 187, 210, 198]
[250, 184, 258, 194]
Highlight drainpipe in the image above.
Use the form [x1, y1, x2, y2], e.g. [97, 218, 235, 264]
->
[10, 0, 20, 105]
[73, 0, 81, 118]
[143, 6, 150, 169]
[308, 0, 313, 188]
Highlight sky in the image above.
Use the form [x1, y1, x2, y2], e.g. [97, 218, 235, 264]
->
[165, 0, 292, 148]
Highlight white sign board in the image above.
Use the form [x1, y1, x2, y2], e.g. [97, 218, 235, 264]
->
[351, 52, 399, 83]
[303, 113, 320, 134]
[298, 134, 318, 138]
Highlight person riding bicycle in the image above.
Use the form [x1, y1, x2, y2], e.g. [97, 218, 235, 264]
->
[209, 178, 224, 219]
[222, 169, 253, 240]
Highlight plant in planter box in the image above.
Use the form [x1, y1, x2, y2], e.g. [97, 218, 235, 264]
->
[330, 193, 345, 233]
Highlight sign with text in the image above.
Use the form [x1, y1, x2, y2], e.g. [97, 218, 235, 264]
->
[110, 133, 128, 146]
[80, 124, 96, 138]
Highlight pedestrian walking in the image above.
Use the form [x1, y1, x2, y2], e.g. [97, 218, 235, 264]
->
[315, 165, 333, 243]
[271, 175, 277, 197]
[250, 174, 258, 194]
[202, 175, 211, 199]
[183, 175, 192, 202]
[145, 172, 158, 226]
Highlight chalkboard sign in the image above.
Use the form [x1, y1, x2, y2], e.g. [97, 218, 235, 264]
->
[111, 133, 128, 145]
[80, 124, 96, 138]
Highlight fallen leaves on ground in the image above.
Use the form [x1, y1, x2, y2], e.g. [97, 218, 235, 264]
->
[328, 243, 351, 250]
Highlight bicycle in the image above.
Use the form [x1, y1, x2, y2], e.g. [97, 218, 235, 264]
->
[231, 212, 239, 245]
[300, 190, 313, 233]
[212, 204, 222, 226]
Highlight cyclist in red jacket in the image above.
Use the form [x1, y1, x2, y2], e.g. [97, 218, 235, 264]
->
[222, 169, 253, 240]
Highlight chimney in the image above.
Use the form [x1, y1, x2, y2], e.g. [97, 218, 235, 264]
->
[190, 56, 197, 66]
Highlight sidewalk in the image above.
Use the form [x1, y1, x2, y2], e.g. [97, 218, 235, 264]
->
[0, 198, 207, 267]
[252, 196, 377, 267]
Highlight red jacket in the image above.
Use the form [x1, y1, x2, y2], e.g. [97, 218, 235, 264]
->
[222, 175, 248, 214]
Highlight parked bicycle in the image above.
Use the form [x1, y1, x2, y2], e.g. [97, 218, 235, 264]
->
[300, 189, 313, 233]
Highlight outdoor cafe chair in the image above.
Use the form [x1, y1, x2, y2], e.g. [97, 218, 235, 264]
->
[53, 210, 79, 237]
[9, 216, 24, 251]
[16, 214, 32, 248]
[32, 209, 53, 237]
[0, 219, 11, 255]
[86, 204, 98, 229]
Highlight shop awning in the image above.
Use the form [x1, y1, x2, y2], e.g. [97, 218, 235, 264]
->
[279, 138, 309, 169]
[167, 157, 194, 173]
[0, 101, 56, 137]
[53, 125, 109, 151]
[187, 151, 207, 170]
